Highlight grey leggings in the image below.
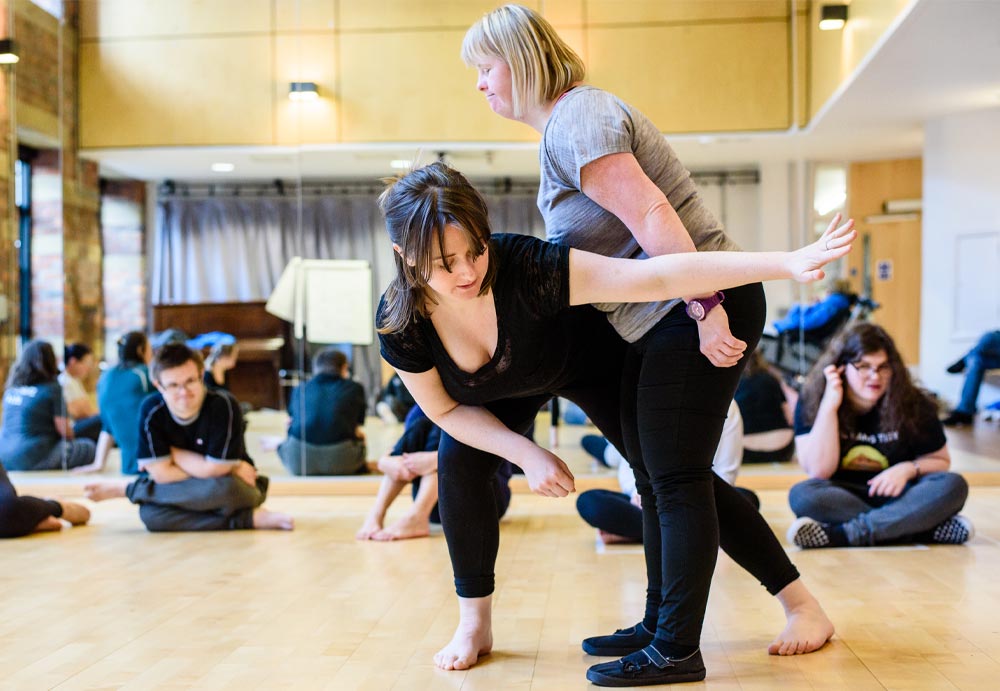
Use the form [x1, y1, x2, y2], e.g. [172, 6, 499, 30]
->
[278, 436, 367, 476]
[789, 472, 969, 545]
[29, 439, 97, 470]
[126, 474, 268, 532]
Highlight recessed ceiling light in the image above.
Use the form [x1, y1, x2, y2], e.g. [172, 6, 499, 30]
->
[211, 162, 235, 173]
[390, 159, 412, 170]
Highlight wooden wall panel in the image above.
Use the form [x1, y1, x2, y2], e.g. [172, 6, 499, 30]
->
[586, 0, 788, 24]
[274, 33, 339, 145]
[339, 29, 534, 143]
[79, 0, 272, 40]
[846, 158, 922, 364]
[808, 0, 911, 120]
[339, 0, 520, 31]
[275, 0, 337, 32]
[77, 0, 826, 147]
[793, 0, 808, 127]
[80, 37, 274, 147]
[588, 21, 790, 132]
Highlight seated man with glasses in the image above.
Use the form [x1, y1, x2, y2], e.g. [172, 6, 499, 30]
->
[85, 344, 293, 531]
[785, 323, 971, 548]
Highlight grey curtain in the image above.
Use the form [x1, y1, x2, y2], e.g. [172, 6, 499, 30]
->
[152, 186, 544, 405]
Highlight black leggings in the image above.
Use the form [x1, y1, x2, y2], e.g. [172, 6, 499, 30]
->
[621, 283, 797, 647]
[0, 465, 62, 538]
[438, 298, 799, 604]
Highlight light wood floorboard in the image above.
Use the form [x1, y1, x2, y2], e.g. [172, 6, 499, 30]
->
[2, 487, 1000, 689]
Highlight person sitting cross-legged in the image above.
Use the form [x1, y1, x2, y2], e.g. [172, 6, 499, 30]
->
[788, 323, 971, 549]
[278, 347, 367, 476]
[85, 343, 293, 532]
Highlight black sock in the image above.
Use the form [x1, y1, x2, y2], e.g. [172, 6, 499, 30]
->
[824, 522, 849, 547]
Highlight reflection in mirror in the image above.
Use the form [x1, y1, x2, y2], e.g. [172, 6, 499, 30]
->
[766, 162, 850, 384]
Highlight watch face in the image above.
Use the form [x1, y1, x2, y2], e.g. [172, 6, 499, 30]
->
[687, 301, 705, 320]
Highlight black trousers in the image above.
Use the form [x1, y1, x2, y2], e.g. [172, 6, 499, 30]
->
[620, 283, 797, 648]
[126, 474, 268, 532]
[438, 299, 799, 605]
[0, 465, 62, 538]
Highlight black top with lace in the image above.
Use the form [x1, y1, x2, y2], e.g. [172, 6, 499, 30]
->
[378, 233, 591, 406]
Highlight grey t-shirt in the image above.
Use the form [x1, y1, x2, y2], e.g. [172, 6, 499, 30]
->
[538, 85, 740, 342]
[0, 382, 64, 470]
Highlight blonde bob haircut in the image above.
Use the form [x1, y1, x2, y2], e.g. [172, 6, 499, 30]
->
[461, 4, 585, 119]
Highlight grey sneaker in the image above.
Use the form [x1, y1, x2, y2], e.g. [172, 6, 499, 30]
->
[787, 517, 832, 549]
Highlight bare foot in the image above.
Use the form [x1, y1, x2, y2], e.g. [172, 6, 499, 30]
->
[58, 501, 91, 526]
[356, 514, 384, 540]
[33, 516, 63, 532]
[84, 482, 127, 502]
[769, 586, 835, 655]
[252, 508, 294, 531]
[598, 529, 639, 545]
[433, 623, 493, 670]
[372, 512, 430, 541]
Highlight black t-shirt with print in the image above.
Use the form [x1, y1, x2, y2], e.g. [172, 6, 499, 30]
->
[378, 233, 596, 406]
[794, 397, 946, 485]
[136, 389, 252, 471]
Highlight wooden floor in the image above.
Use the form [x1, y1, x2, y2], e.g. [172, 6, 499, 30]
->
[3, 485, 1000, 689]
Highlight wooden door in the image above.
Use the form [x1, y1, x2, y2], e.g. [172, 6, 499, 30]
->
[847, 159, 922, 364]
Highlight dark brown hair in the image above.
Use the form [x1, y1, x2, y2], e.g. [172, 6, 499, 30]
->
[152, 343, 204, 383]
[6, 340, 60, 388]
[799, 323, 932, 439]
[117, 331, 148, 365]
[377, 162, 498, 334]
[313, 347, 348, 375]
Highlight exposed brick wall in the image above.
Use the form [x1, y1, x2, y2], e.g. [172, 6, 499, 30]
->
[13, 1, 60, 124]
[60, 4, 104, 361]
[101, 180, 147, 364]
[30, 150, 64, 355]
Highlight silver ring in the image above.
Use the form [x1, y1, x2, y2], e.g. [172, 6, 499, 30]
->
[825, 240, 830, 251]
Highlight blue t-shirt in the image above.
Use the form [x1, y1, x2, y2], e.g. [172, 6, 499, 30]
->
[287, 373, 366, 445]
[97, 363, 152, 474]
[0, 382, 65, 470]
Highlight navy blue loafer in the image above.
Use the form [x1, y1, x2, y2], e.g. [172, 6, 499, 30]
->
[586, 646, 705, 687]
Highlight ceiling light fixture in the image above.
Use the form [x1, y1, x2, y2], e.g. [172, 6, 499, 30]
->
[211, 162, 235, 173]
[390, 159, 412, 170]
[0, 39, 19, 64]
[289, 81, 319, 101]
[819, 4, 848, 31]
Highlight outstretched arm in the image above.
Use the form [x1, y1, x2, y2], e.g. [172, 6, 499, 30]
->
[568, 214, 854, 307]
[395, 367, 575, 497]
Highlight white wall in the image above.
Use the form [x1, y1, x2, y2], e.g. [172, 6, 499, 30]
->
[921, 108, 1000, 406]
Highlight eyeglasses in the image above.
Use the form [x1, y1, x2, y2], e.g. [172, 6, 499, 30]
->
[159, 376, 202, 394]
[849, 361, 892, 378]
